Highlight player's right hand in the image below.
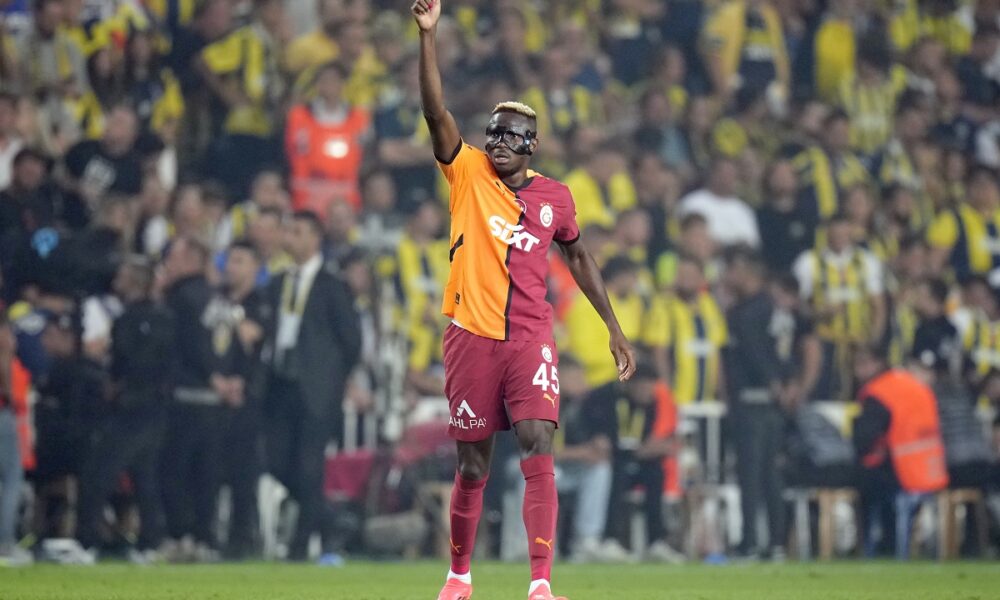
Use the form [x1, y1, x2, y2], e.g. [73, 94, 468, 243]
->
[411, 0, 441, 32]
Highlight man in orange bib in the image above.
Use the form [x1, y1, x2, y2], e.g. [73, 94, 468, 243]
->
[852, 344, 948, 557]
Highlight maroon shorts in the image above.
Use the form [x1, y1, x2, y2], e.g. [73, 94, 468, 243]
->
[443, 324, 561, 441]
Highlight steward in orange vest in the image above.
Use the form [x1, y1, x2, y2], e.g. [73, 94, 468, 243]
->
[285, 62, 371, 218]
[1, 313, 34, 472]
[852, 344, 949, 494]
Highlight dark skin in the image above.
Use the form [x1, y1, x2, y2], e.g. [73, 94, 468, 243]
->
[413, 0, 635, 477]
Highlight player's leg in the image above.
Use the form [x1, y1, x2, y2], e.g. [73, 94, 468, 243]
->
[504, 341, 566, 599]
[438, 437, 494, 600]
[440, 324, 506, 599]
[448, 437, 494, 574]
[514, 419, 563, 600]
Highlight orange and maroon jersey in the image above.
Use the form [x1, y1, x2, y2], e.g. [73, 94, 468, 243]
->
[439, 142, 580, 341]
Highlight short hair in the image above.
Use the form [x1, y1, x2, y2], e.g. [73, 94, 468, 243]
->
[723, 245, 764, 274]
[825, 210, 851, 226]
[677, 252, 706, 274]
[201, 180, 229, 206]
[176, 235, 210, 267]
[0, 91, 17, 108]
[631, 360, 659, 382]
[600, 255, 638, 282]
[559, 353, 581, 370]
[961, 273, 992, 291]
[772, 272, 800, 296]
[853, 342, 889, 365]
[920, 277, 950, 305]
[12, 147, 50, 169]
[895, 90, 928, 117]
[857, 33, 892, 72]
[824, 108, 851, 128]
[255, 206, 284, 223]
[492, 101, 537, 121]
[882, 182, 909, 201]
[122, 254, 155, 295]
[679, 212, 708, 231]
[898, 233, 928, 254]
[292, 210, 325, 238]
[315, 60, 351, 82]
[967, 164, 999, 186]
[973, 22, 1000, 40]
[229, 238, 261, 262]
[339, 247, 370, 269]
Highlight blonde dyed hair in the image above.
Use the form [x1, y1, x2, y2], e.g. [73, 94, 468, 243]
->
[492, 101, 537, 120]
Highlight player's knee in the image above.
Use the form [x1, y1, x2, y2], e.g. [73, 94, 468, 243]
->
[516, 420, 555, 457]
[457, 459, 489, 481]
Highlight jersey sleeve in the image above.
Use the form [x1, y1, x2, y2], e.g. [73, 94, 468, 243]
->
[436, 140, 476, 184]
[554, 188, 581, 245]
[201, 30, 243, 75]
[643, 297, 670, 349]
[927, 211, 958, 249]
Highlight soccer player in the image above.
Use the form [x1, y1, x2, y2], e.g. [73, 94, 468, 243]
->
[410, 2, 636, 599]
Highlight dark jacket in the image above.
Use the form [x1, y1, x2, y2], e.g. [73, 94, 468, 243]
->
[264, 263, 361, 419]
[164, 274, 218, 394]
[111, 299, 176, 411]
[725, 291, 782, 402]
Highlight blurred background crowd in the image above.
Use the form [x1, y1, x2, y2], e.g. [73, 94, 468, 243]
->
[2, 0, 1000, 567]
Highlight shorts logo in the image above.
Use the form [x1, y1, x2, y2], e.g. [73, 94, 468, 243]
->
[456, 399, 476, 418]
[541, 345, 553, 363]
[489, 215, 540, 252]
[451, 399, 487, 430]
[540, 203, 553, 228]
[543, 393, 556, 408]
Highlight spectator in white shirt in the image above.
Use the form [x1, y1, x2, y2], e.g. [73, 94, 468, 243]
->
[679, 157, 760, 248]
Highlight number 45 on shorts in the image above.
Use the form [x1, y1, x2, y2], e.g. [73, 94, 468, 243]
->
[532, 364, 560, 394]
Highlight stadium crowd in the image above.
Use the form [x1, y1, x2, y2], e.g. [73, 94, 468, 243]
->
[1, 0, 1000, 567]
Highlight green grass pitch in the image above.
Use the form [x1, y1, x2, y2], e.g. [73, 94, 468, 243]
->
[3, 561, 1000, 599]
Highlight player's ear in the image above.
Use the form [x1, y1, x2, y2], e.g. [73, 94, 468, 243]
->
[529, 136, 538, 155]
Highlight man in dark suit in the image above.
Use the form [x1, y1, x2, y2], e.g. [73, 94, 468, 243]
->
[264, 210, 361, 561]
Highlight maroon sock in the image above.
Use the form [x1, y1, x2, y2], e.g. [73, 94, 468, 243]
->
[449, 471, 487, 575]
[521, 455, 557, 582]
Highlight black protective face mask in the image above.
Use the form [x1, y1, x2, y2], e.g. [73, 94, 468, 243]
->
[485, 124, 535, 155]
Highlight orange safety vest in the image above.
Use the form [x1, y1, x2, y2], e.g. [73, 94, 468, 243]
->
[9, 358, 35, 471]
[285, 103, 370, 216]
[651, 382, 682, 499]
[858, 370, 948, 493]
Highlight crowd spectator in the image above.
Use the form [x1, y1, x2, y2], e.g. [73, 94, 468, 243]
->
[678, 157, 759, 248]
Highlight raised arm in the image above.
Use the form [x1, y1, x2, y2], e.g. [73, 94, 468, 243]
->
[560, 239, 636, 381]
[412, 0, 462, 161]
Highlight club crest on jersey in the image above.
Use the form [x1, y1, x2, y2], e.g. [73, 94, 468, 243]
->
[540, 203, 553, 228]
[489, 215, 540, 251]
[541, 344, 553, 363]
